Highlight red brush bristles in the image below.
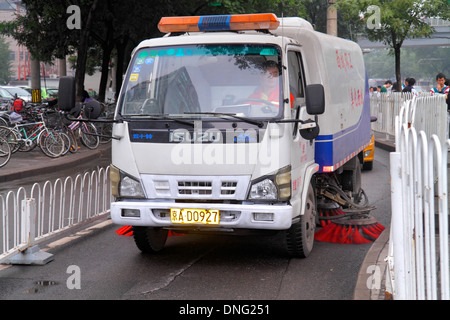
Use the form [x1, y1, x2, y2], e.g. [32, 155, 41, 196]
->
[318, 207, 346, 227]
[115, 226, 185, 237]
[116, 225, 133, 236]
[168, 230, 185, 237]
[315, 218, 385, 244]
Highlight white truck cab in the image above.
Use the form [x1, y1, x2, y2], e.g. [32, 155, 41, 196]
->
[108, 13, 372, 258]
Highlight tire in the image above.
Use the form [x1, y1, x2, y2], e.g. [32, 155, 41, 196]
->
[340, 158, 362, 201]
[362, 161, 373, 171]
[133, 226, 168, 253]
[285, 181, 317, 258]
[0, 136, 11, 168]
[58, 76, 76, 111]
[98, 122, 112, 144]
[66, 129, 78, 153]
[80, 122, 99, 149]
[59, 131, 71, 156]
[39, 130, 64, 158]
[0, 126, 20, 153]
[0, 116, 8, 127]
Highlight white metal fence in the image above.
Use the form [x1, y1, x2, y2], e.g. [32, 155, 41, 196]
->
[370, 92, 435, 138]
[0, 166, 111, 264]
[388, 95, 449, 300]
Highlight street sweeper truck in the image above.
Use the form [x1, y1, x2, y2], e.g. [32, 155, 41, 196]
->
[108, 13, 384, 258]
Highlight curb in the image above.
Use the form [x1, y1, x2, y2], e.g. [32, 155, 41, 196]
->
[354, 137, 394, 300]
[374, 139, 395, 153]
[353, 225, 391, 300]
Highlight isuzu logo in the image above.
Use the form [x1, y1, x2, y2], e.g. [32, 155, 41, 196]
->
[169, 130, 222, 143]
[129, 128, 259, 144]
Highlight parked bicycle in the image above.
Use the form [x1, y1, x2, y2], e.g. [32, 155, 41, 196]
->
[66, 102, 100, 150]
[0, 135, 11, 168]
[1, 107, 65, 158]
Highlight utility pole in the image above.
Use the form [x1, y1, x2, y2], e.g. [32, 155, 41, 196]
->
[30, 57, 41, 103]
[327, 0, 338, 36]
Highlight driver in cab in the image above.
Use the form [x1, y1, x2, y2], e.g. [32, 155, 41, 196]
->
[248, 60, 293, 109]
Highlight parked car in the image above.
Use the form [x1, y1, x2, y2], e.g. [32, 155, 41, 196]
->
[1, 86, 32, 102]
[0, 87, 14, 100]
[20, 86, 58, 100]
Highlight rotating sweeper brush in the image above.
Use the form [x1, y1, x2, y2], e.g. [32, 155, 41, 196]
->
[314, 176, 385, 244]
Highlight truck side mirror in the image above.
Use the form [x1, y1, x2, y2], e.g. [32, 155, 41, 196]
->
[58, 76, 76, 111]
[305, 84, 325, 115]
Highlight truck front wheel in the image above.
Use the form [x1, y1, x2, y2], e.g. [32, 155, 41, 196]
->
[133, 226, 168, 253]
[285, 182, 316, 258]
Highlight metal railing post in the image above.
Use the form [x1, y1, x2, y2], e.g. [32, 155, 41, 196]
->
[4, 198, 54, 265]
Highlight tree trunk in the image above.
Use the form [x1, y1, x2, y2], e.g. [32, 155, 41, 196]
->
[98, 44, 113, 102]
[75, 0, 99, 102]
[114, 35, 129, 101]
[394, 44, 401, 92]
[391, 31, 403, 92]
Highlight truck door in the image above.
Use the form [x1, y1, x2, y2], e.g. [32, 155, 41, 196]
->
[287, 49, 314, 199]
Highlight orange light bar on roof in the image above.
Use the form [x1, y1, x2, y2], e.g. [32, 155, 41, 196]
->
[158, 13, 279, 33]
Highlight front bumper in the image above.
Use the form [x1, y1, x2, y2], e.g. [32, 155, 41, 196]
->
[111, 200, 294, 231]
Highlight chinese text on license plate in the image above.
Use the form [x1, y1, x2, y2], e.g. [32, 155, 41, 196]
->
[170, 208, 220, 225]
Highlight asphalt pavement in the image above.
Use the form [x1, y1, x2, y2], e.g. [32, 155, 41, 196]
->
[0, 135, 395, 300]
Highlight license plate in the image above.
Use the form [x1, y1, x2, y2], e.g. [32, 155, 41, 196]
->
[170, 208, 220, 225]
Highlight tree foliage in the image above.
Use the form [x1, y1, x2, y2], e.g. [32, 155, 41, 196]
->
[0, 0, 365, 100]
[0, 37, 11, 84]
[336, 0, 450, 91]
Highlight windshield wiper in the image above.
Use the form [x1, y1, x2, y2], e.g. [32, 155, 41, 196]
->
[125, 114, 195, 127]
[184, 112, 264, 128]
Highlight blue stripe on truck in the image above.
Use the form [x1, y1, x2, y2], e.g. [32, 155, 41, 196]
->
[314, 87, 371, 173]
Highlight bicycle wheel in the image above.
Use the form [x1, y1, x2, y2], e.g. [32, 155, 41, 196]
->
[98, 122, 112, 144]
[80, 122, 99, 149]
[39, 129, 64, 158]
[0, 126, 20, 153]
[0, 116, 8, 127]
[59, 131, 71, 156]
[66, 129, 79, 153]
[0, 136, 11, 168]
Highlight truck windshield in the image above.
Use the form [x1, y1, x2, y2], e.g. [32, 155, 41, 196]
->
[118, 44, 282, 120]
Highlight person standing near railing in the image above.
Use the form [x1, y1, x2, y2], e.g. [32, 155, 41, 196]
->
[402, 78, 418, 96]
[430, 73, 449, 138]
[430, 73, 449, 95]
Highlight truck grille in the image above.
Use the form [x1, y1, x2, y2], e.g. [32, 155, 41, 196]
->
[221, 181, 238, 195]
[177, 181, 238, 195]
[178, 181, 213, 195]
[142, 175, 250, 200]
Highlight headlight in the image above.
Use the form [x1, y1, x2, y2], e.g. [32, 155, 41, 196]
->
[248, 166, 291, 201]
[110, 165, 145, 198]
[250, 179, 278, 200]
[120, 175, 146, 198]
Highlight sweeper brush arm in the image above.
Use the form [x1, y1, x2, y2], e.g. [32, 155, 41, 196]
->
[315, 174, 376, 214]
[314, 173, 385, 244]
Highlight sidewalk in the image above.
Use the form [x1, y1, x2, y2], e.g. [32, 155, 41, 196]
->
[0, 143, 111, 183]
